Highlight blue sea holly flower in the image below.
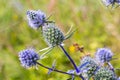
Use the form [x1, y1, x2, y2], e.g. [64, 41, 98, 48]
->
[26, 10, 46, 29]
[19, 49, 40, 68]
[94, 67, 117, 80]
[118, 77, 120, 80]
[95, 48, 113, 63]
[42, 23, 76, 47]
[102, 0, 120, 7]
[78, 56, 99, 79]
[102, 0, 114, 6]
[116, 0, 120, 4]
[42, 23, 65, 47]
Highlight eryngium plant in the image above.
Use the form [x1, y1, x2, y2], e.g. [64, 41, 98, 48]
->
[18, 9, 120, 80]
[18, 48, 78, 77]
[95, 48, 113, 63]
[26, 10, 46, 29]
[26, 10, 80, 74]
[19, 49, 40, 68]
[102, 0, 120, 8]
[78, 56, 99, 79]
[42, 23, 65, 47]
[94, 67, 117, 80]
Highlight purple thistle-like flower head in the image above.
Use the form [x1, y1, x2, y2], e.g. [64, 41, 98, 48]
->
[19, 49, 40, 68]
[116, 0, 120, 4]
[94, 67, 116, 80]
[118, 77, 120, 80]
[95, 48, 113, 63]
[102, 0, 120, 6]
[26, 10, 46, 29]
[78, 56, 99, 79]
[102, 0, 115, 6]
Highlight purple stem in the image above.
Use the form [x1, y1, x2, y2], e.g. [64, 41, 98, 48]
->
[108, 62, 114, 72]
[59, 45, 84, 80]
[37, 62, 84, 80]
[36, 62, 75, 75]
[59, 45, 80, 73]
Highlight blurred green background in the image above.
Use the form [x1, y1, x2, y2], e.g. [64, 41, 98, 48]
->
[0, 0, 120, 80]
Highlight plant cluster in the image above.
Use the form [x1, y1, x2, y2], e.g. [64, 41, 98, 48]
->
[18, 1, 120, 80]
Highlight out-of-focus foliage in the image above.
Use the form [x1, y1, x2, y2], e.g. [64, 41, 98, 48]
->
[0, 0, 120, 80]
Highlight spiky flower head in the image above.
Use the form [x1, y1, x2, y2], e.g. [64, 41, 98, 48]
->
[117, 0, 120, 4]
[19, 49, 39, 68]
[42, 23, 65, 47]
[78, 56, 99, 79]
[116, 0, 120, 4]
[26, 10, 46, 29]
[102, 0, 120, 7]
[95, 48, 113, 63]
[117, 77, 120, 80]
[102, 0, 115, 6]
[94, 67, 116, 80]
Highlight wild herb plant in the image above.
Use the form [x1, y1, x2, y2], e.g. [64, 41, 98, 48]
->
[102, 0, 120, 8]
[18, 1, 120, 80]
